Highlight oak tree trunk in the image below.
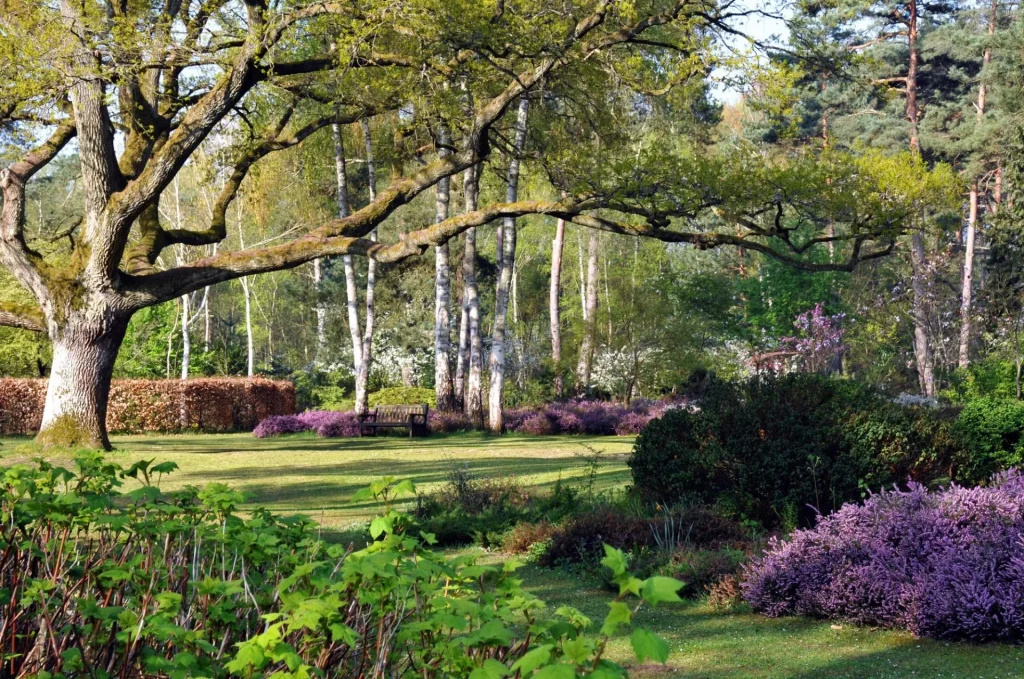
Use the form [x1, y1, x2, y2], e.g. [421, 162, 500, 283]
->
[38, 308, 129, 451]
[488, 96, 529, 432]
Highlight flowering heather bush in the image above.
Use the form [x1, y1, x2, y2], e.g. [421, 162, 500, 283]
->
[252, 415, 308, 438]
[254, 410, 360, 438]
[519, 413, 557, 435]
[615, 411, 654, 436]
[504, 399, 669, 436]
[743, 471, 1024, 641]
[428, 410, 471, 434]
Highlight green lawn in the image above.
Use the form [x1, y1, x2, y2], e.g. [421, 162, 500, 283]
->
[1, 432, 1022, 678]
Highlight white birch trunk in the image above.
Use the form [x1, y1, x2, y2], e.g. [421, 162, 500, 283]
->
[180, 293, 191, 380]
[334, 125, 362, 375]
[462, 164, 484, 425]
[434, 126, 455, 411]
[241, 275, 255, 377]
[550, 217, 566, 398]
[575, 230, 599, 394]
[354, 119, 377, 414]
[488, 96, 530, 432]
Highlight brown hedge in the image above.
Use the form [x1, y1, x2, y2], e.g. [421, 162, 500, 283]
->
[0, 378, 295, 436]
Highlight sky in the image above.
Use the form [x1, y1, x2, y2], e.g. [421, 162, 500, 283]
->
[712, 0, 793, 103]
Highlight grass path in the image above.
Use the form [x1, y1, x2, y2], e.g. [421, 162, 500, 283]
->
[1, 432, 1022, 678]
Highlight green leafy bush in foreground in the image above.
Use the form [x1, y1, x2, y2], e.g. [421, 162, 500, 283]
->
[0, 455, 680, 678]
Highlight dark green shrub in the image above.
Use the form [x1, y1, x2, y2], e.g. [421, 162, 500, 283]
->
[630, 374, 970, 528]
[369, 386, 436, 407]
[955, 397, 1024, 478]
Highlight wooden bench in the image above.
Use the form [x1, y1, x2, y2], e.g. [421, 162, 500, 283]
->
[358, 404, 430, 438]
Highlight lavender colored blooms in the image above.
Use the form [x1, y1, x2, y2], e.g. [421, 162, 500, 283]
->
[743, 471, 1024, 641]
[781, 303, 848, 374]
[253, 410, 360, 438]
[254, 398, 675, 438]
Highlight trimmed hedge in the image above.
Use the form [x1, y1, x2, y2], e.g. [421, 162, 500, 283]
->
[0, 378, 295, 435]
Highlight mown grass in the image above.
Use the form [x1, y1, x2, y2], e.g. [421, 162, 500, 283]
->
[1, 431, 1021, 678]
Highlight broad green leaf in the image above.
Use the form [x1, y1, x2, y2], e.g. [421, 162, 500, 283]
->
[640, 577, 684, 606]
[631, 627, 669, 664]
[534, 663, 575, 679]
[600, 601, 631, 637]
[511, 645, 553, 675]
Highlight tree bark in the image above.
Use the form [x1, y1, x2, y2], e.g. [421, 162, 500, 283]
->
[575, 230, 599, 394]
[550, 216, 566, 398]
[434, 126, 455, 411]
[180, 293, 191, 380]
[906, 0, 920, 154]
[334, 125, 363, 376]
[354, 119, 378, 415]
[241, 275, 255, 377]
[958, 0, 996, 370]
[488, 96, 530, 432]
[910, 233, 935, 396]
[37, 309, 129, 451]
[462, 165, 485, 426]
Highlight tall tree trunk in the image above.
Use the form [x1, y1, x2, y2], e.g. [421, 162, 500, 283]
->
[180, 293, 191, 379]
[488, 96, 530, 432]
[959, 185, 980, 369]
[241, 275, 255, 377]
[905, 0, 933, 395]
[434, 127, 455, 411]
[354, 119, 378, 415]
[37, 307, 129, 451]
[577, 231, 588, 320]
[575, 230, 599, 394]
[334, 125, 362, 378]
[959, 0, 996, 370]
[910, 234, 935, 396]
[550, 216, 566, 398]
[312, 258, 327, 364]
[462, 165, 484, 426]
[906, 0, 920, 154]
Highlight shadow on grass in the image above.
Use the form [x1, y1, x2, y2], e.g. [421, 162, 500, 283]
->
[111, 432, 634, 456]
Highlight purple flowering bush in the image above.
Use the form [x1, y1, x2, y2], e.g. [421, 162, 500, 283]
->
[743, 471, 1024, 641]
[253, 410, 360, 438]
[505, 399, 670, 436]
[254, 398, 673, 438]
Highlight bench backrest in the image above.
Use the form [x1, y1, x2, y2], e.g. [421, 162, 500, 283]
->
[374, 404, 428, 423]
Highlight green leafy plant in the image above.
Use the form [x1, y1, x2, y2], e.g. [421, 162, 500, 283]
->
[0, 455, 681, 678]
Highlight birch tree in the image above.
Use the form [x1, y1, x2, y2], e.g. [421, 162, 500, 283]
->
[488, 96, 530, 432]
[550, 216, 566, 398]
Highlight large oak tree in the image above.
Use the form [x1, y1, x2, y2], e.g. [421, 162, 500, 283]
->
[0, 0, 937, 447]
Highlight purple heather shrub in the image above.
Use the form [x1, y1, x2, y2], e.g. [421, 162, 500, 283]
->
[313, 411, 361, 438]
[743, 470, 1024, 641]
[253, 415, 307, 438]
[503, 408, 534, 433]
[615, 411, 654, 436]
[553, 409, 584, 434]
[429, 410, 471, 434]
[519, 413, 557, 436]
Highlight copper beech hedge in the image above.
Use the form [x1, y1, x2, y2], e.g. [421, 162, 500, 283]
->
[0, 378, 295, 436]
